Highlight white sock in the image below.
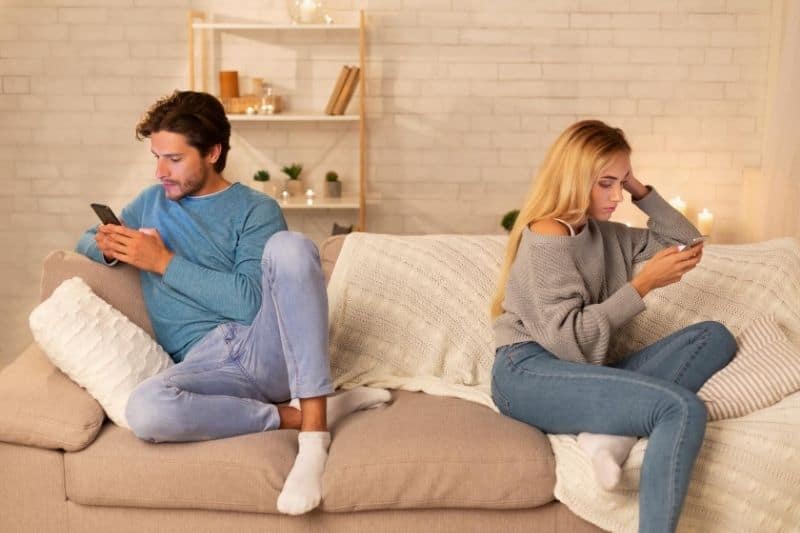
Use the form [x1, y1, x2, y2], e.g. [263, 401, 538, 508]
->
[577, 432, 637, 491]
[277, 431, 331, 515]
[290, 387, 391, 427]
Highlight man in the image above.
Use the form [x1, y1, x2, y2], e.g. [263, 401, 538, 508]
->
[76, 90, 388, 515]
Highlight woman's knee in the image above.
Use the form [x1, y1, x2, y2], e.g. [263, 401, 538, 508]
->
[697, 320, 737, 364]
[658, 387, 708, 434]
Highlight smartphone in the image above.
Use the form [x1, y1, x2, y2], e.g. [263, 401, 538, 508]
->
[90, 203, 122, 226]
[677, 236, 704, 252]
[686, 236, 705, 249]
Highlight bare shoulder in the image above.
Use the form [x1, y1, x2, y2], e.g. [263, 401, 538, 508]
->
[529, 218, 570, 236]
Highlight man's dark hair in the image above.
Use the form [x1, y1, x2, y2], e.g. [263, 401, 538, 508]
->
[136, 91, 231, 173]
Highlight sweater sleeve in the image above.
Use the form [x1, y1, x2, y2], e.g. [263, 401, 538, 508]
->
[628, 188, 702, 264]
[523, 246, 646, 365]
[160, 201, 287, 322]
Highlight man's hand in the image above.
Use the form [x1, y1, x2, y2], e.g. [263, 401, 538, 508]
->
[97, 225, 174, 275]
[95, 223, 119, 263]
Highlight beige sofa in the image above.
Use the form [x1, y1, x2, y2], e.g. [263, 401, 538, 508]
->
[0, 236, 602, 533]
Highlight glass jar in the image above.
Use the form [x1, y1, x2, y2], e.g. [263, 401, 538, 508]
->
[286, 0, 324, 24]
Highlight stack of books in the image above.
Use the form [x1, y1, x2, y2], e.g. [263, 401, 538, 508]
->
[325, 65, 360, 115]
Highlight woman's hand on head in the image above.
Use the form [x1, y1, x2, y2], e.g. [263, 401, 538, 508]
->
[622, 173, 649, 200]
[631, 244, 703, 297]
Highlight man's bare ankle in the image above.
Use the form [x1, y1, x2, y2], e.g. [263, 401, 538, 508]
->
[278, 406, 302, 430]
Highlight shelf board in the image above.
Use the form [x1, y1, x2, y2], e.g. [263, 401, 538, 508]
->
[275, 196, 360, 210]
[228, 113, 359, 122]
[192, 22, 359, 30]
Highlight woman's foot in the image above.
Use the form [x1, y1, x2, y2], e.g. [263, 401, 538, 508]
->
[577, 432, 637, 491]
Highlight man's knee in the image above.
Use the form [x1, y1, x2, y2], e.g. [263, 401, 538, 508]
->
[125, 378, 174, 442]
[262, 231, 320, 274]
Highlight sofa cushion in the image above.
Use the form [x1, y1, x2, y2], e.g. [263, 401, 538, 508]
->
[64, 392, 556, 514]
[29, 277, 174, 428]
[0, 344, 104, 451]
[65, 423, 299, 514]
[322, 390, 555, 512]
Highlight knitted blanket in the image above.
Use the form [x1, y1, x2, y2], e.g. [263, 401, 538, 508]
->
[327, 233, 800, 531]
[327, 233, 506, 408]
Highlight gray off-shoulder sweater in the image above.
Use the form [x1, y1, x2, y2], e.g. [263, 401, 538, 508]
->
[493, 188, 701, 365]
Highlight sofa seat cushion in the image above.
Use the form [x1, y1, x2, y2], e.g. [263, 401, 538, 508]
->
[0, 344, 104, 452]
[65, 423, 299, 514]
[322, 390, 556, 512]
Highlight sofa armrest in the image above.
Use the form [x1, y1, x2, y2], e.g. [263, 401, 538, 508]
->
[40, 250, 153, 337]
[0, 344, 104, 451]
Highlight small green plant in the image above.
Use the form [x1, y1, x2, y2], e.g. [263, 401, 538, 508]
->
[501, 209, 520, 232]
[253, 169, 270, 182]
[325, 170, 339, 182]
[282, 163, 303, 180]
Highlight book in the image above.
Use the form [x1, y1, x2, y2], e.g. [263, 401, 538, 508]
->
[332, 66, 360, 115]
[325, 66, 351, 115]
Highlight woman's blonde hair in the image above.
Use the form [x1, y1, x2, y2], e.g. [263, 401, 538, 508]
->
[490, 120, 631, 319]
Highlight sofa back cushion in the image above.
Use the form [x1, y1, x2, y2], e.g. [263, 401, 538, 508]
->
[40, 250, 153, 337]
[320, 234, 347, 285]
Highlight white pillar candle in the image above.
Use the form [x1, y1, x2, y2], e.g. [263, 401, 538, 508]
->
[299, 0, 317, 23]
[669, 196, 688, 217]
[697, 208, 714, 236]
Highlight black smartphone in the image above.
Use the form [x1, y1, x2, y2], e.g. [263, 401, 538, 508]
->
[90, 203, 122, 225]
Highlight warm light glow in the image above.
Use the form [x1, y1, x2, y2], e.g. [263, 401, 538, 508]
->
[669, 196, 688, 217]
[697, 208, 714, 236]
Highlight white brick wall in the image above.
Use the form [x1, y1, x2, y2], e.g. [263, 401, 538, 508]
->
[0, 0, 776, 366]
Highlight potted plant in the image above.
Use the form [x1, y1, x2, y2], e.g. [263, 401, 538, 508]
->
[324, 170, 342, 198]
[253, 169, 279, 198]
[282, 163, 303, 196]
[501, 209, 519, 232]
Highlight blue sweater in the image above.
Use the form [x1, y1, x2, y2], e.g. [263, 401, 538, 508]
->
[76, 183, 287, 362]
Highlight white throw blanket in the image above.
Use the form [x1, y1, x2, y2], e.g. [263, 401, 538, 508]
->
[328, 233, 506, 408]
[327, 233, 800, 532]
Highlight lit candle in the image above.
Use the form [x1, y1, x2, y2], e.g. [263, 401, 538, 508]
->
[669, 196, 688, 217]
[305, 188, 315, 205]
[299, 0, 317, 23]
[697, 208, 714, 236]
[280, 190, 290, 203]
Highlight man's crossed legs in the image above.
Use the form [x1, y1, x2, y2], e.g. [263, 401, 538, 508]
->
[125, 231, 389, 514]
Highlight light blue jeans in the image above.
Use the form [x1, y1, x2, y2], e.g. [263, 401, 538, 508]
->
[125, 231, 334, 442]
[492, 321, 736, 533]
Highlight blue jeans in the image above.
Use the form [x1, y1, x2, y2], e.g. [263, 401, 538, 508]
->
[492, 321, 736, 533]
[125, 231, 334, 442]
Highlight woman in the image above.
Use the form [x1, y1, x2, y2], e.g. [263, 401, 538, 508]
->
[490, 120, 736, 533]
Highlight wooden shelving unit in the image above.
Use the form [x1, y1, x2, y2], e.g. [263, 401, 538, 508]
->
[187, 10, 367, 230]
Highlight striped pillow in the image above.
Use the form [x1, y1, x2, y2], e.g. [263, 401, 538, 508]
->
[698, 315, 800, 421]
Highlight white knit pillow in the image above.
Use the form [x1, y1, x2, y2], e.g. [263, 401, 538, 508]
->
[698, 315, 800, 421]
[28, 277, 174, 428]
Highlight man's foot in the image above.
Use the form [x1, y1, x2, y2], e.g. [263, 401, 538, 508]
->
[290, 387, 391, 427]
[576, 432, 637, 491]
[277, 431, 330, 515]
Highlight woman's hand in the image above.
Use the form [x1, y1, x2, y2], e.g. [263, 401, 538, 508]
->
[631, 244, 703, 297]
[623, 173, 649, 201]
